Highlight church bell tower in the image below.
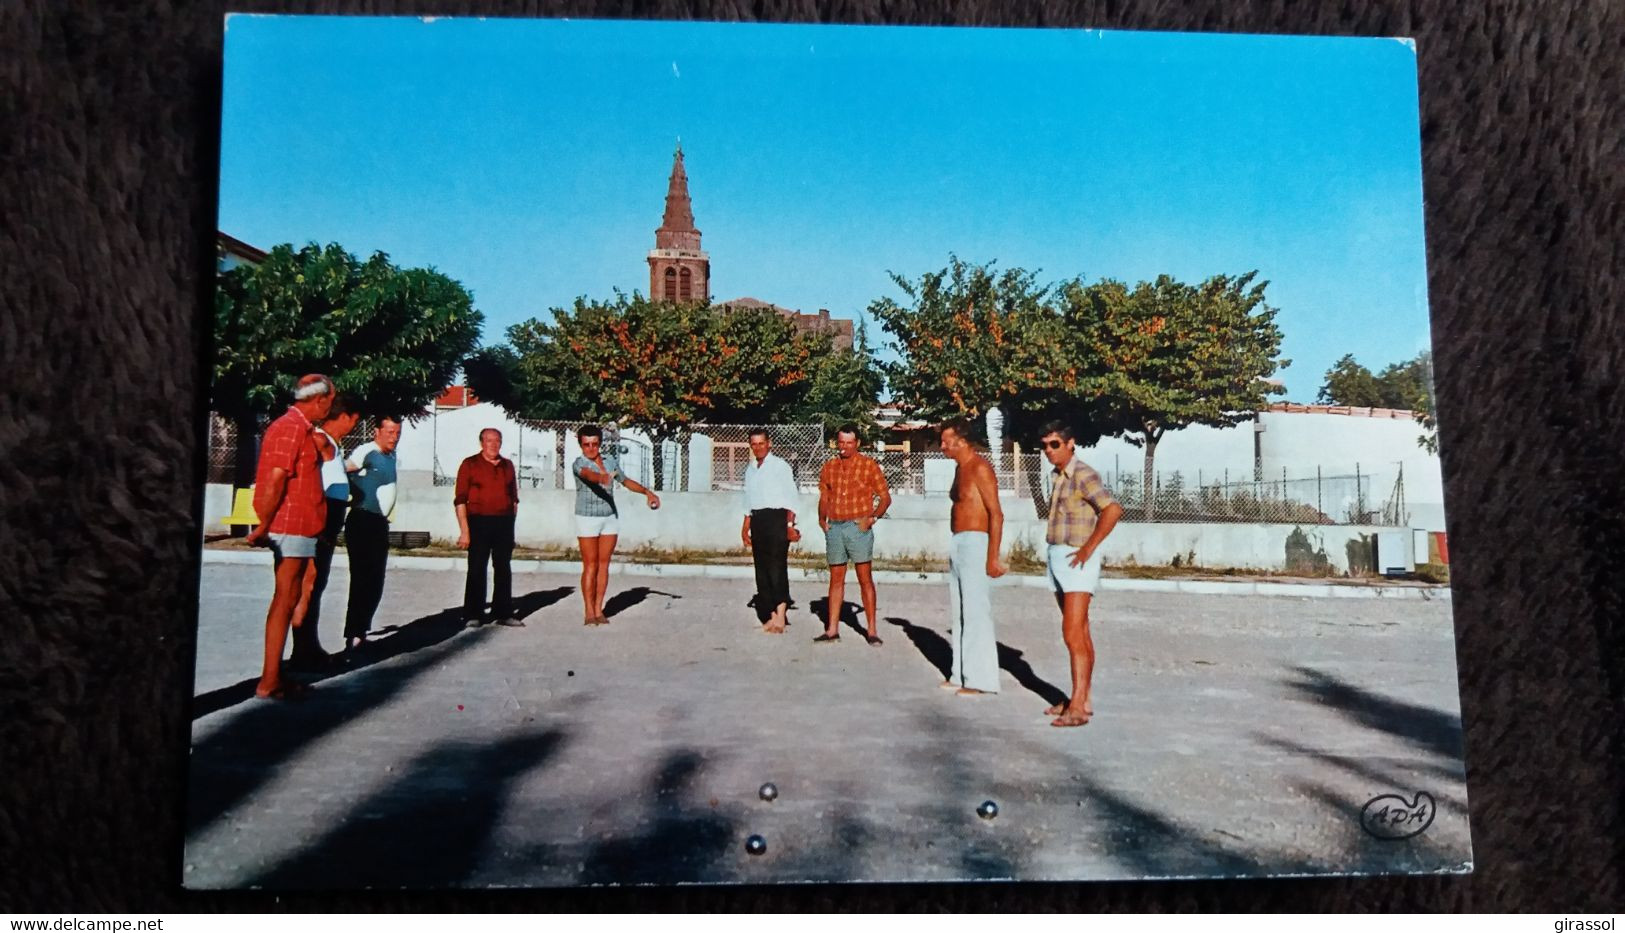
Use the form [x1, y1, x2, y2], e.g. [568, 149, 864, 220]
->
[647, 142, 710, 303]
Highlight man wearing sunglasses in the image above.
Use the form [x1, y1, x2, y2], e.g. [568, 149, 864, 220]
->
[1038, 421, 1123, 727]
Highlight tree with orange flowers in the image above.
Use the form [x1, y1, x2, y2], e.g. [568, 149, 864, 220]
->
[869, 257, 1087, 435]
[1056, 272, 1288, 519]
[467, 293, 872, 488]
[870, 258, 1109, 514]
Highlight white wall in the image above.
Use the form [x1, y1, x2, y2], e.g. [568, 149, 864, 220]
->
[204, 481, 1400, 573]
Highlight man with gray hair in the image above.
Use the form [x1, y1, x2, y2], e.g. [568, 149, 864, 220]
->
[244, 373, 334, 699]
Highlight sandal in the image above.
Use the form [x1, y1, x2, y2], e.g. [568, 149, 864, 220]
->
[813, 633, 840, 643]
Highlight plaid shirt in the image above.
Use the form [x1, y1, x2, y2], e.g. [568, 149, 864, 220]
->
[818, 454, 888, 522]
[1046, 458, 1119, 546]
[254, 406, 326, 538]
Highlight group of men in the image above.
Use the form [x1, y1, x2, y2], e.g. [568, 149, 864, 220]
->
[245, 375, 1123, 727]
[741, 419, 1122, 727]
[244, 373, 532, 700]
[243, 374, 400, 699]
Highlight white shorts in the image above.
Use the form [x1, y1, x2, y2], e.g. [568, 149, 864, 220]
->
[1047, 544, 1103, 594]
[575, 513, 620, 538]
[267, 533, 318, 560]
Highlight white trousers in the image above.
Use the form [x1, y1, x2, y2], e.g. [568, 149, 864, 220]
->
[948, 531, 1000, 692]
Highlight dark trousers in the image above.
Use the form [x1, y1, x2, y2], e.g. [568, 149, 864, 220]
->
[292, 498, 347, 656]
[464, 513, 516, 620]
[750, 508, 791, 622]
[344, 509, 390, 639]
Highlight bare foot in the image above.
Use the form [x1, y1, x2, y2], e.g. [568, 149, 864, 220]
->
[940, 680, 959, 690]
[255, 681, 311, 700]
[1046, 701, 1093, 717]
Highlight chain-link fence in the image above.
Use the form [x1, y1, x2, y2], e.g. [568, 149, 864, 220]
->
[205, 413, 375, 484]
[1100, 466, 1407, 526]
[428, 420, 829, 493]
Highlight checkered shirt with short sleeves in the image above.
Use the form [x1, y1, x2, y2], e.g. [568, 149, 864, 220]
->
[1046, 458, 1119, 547]
[254, 406, 327, 538]
[818, 453, 888, 521]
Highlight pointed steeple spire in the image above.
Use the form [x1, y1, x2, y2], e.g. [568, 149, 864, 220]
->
[647, 140, 709, 303]
[656, 141, 700, 248]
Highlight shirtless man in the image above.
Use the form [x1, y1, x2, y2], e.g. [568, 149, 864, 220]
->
[938, 418, 1007, 695]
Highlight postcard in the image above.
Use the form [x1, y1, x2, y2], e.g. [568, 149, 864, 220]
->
[188, 15, 1467, 887]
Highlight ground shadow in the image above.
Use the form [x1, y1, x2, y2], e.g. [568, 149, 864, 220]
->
[884, 615, 952, 679]
[247, 727, 569, 889]
[509, 586, 575, 621]
[1286, 665, 1465, 762]
[579, 750, 738, 885]
[192, 601, 474, 720]
[744, 593, 799, 623]
[995, 641, 1070, 708]
[602, 585, 681, 619]
[186, 624, 487, 837]
[906, 707, 1025, 880]
[1254, 734, 1469, 813]
[809, 597, 866, 636]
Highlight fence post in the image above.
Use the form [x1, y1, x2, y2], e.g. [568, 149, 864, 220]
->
[1355, 462, 1364, 524]
[1317, 466, 1323, 523]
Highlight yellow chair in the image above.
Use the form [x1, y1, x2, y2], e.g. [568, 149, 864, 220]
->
[221, 487, 261, 527]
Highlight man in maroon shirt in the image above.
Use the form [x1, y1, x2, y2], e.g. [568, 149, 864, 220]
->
[244, 373, 334, 699]
[454, 427, 523, 627]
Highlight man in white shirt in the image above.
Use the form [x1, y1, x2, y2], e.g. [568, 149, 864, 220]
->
[740, 428, 801, 633]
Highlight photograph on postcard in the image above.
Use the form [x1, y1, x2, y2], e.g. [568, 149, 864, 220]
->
[188, 15, 1468, 887]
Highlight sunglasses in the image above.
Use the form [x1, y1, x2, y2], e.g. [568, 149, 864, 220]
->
[1041, 439, 1068, 450]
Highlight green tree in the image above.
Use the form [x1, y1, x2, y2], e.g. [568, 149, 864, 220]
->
[1317, 354, 1384, 407]
[788, 317, 887, 436]
[1316, 350, 1438, 452]
[471, 294, 848, 488]
[213, 242, 483, 484]
[1058, 272, 1288, 520]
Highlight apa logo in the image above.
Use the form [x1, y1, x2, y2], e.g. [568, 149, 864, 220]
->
[1360, 792, 1436, 840]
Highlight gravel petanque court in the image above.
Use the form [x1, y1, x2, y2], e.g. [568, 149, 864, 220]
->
[185, 561, 1470, 888]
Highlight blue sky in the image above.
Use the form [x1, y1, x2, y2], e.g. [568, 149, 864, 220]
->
[220, 16, 1431, 402]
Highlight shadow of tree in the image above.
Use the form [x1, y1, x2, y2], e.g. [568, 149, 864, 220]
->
[1286, 665, 1465, 761]
[186, 618, 487, 836]
[904, 707, 1024, 880]
[579, 750, 738, 885]
[603, 586, 681, 619]
[1255, 734, 1469, 794]
[247, 727, 570, 889]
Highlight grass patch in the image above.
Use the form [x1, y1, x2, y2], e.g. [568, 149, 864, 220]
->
[1413, 562, 1451, 584]
[1007, 537, 1045, 574]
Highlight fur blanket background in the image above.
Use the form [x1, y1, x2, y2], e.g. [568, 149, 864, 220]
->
[2, 0, 1620, 911]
